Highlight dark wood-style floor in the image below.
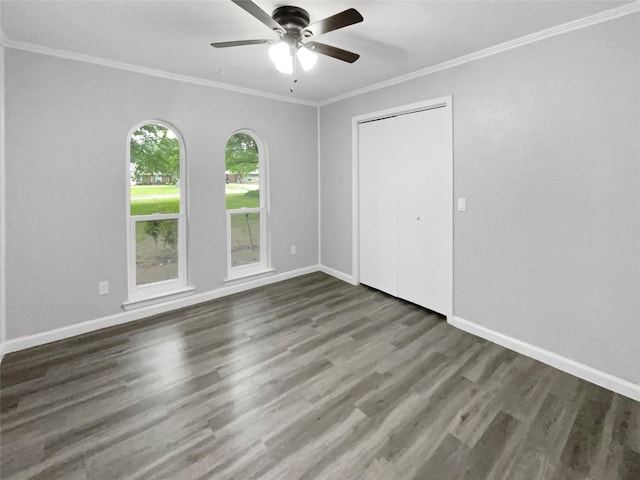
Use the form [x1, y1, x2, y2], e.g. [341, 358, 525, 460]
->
[1, 273, 638, 480]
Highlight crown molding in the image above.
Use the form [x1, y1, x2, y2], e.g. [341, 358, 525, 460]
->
[0, 38, 319, 107]
[319, 1, 640, 107]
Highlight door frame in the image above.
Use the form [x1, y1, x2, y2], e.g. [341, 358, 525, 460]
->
[351, 95, 453, 319]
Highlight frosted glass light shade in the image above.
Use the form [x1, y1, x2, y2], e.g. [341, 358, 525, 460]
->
[268, 42, 289, 63]
[297, 47, 318, 71]
[269, 42, 292, 74]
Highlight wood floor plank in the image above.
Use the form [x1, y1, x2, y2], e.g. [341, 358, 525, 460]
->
[2, 272, 637, 480]
[553, 385, 615, 480]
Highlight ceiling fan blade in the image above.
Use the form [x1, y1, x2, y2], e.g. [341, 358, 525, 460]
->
[303, 8, 363, 37]
[231, 0, 284, 35]
[305, 41, 360, 63]
[210, 39, 272, 48]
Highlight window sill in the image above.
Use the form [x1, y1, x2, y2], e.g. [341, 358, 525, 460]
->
[122, 286, 196, 311]
[224, 268, 275, 286]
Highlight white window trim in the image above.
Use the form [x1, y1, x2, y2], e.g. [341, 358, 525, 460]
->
[122, 285, 196, 311]
[225, 130, 271, 280]
[126, 120, 189, 303]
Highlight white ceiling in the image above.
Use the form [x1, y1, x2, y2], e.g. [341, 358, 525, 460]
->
[1, 0, 632, 103]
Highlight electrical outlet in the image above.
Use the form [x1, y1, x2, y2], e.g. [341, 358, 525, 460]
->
[290, 245, 296, 255]
[98, 281, 109, 295]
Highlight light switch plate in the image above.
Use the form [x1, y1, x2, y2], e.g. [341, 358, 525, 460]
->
[457, 198, 467, 212]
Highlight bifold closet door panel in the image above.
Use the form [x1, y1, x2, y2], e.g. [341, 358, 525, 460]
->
[358, 120, 379, 289]
[358, 117, 399, 296]
[396, 107, 451, 314]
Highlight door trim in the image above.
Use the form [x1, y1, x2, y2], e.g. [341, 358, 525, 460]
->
[351, 96, 453, 319]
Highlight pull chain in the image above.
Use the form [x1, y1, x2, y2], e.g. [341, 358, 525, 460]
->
[290, 45, 298, 93]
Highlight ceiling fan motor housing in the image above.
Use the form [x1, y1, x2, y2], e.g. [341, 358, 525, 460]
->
[272, 6, 311, 34]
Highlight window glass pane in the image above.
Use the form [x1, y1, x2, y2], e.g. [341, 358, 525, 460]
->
[225, 133, 260, 209]
[130, 124, 180, 215]
[230, 212, 260, 267]
[136, 219, 179, 285]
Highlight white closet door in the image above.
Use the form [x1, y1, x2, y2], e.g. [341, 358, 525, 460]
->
[359, 116, 399, 296]
[396, 107, 451, 314]
[358, 120, 380, 289]
[359, 105, 451, 316]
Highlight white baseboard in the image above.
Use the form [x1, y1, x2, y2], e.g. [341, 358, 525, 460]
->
[450, 316, 640, 402]
[318, 264, 357, 285]
[2, 265, 321, 356]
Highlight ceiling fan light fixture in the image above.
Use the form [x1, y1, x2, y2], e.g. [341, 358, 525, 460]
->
[297, 46, 317, 71]
[269, 42, 293, 74]
[268, 41, 289, 64]
[274, 59, 293, 74]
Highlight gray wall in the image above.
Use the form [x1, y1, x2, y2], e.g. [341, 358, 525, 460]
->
[0, 42, 5, 347]
[5, 48, 318, 339]
[320, 14, 640, 384]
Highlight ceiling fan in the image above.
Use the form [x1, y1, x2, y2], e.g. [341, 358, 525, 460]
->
[211, 0, 363, 86]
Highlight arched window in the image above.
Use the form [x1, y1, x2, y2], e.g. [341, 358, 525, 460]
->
[225, 131, 269, 278]
[127, 121, 187, 300]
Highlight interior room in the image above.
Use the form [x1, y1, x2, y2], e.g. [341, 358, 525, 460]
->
[0, 1, 638, 479]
